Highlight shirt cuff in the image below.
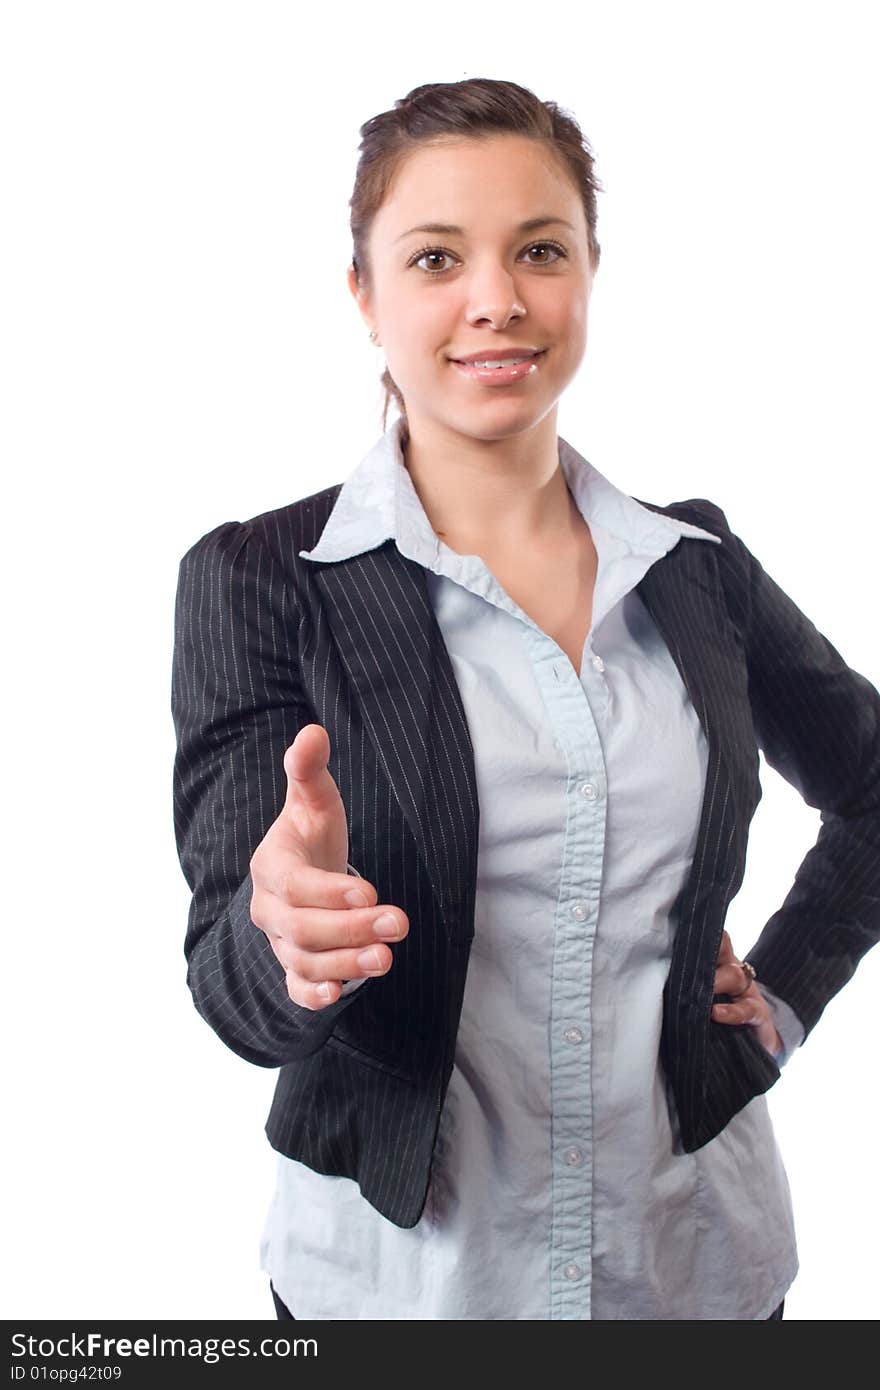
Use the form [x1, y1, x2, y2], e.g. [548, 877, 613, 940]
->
[756, 981, 805, 1067]
[338, 977, 367, 997]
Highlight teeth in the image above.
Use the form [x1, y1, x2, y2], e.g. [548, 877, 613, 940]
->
[464, 357, 534, 369]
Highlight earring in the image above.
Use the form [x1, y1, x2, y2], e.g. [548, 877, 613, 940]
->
[369, 329, 378, 343]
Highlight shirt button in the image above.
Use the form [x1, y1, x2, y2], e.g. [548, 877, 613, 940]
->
[563, 1262, 582, 1281]
[579, 781, 599, 800]
[563, 1146, 584, 1166]
[592, 654, 605, 672]
[571, 902, 588, 921]
[563, 1026, 584, 1044]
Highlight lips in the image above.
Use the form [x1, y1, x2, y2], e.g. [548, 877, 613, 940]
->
[450, 352, 546, 385]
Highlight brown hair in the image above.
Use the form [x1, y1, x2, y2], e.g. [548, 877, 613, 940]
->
[349, 77, 604, 445]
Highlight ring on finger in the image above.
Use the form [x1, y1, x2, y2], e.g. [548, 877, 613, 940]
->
[733, 958, 757, 996]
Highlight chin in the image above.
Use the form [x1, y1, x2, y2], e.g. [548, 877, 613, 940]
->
[452, 413, 549, 443]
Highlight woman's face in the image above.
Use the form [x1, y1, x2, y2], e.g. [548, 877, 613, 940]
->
[350, 134, 596, 445]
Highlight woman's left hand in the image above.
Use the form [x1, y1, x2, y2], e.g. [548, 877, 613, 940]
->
[712, 930, 783, 1058]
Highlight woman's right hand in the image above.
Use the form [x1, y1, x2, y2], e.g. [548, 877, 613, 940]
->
[249, 723, 409, 1010]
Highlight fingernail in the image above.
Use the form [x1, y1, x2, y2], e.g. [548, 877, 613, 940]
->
[344, 888, 369, 907]
[372, 913, 399, 940]
[317, 982, 332, 999]
[356, 946, 384, 971]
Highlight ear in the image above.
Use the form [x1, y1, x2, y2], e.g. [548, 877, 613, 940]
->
[347, 264, 375, 335]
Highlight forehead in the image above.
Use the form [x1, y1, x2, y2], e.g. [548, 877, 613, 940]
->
[376, 135, 581, 233]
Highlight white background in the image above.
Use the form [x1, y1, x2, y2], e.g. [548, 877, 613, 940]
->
[3, 1, 878, 1320]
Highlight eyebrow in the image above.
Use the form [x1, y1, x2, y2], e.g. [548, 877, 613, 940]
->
[394, 216, 576, 244]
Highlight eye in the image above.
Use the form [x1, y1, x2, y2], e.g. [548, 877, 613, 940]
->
[411, 247, 456, 275]
[523, 241, 566, 265]
[408, 240, 568, 276]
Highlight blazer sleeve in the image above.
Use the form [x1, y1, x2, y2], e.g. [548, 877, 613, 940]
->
[698, 500, 880, 1043]
[171, 518, 368, 1067]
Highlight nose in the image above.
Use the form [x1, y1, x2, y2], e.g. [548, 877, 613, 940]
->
[464, 263, 527, 331]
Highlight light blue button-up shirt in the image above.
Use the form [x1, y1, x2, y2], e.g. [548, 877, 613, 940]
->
[260, 418, 803, 1319]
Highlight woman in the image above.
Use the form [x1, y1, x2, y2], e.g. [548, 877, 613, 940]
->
[171, 77, 880, 1319]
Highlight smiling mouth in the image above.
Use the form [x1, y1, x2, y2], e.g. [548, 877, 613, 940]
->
[450, 349, 546, 367]
[448, 349, 548, 385]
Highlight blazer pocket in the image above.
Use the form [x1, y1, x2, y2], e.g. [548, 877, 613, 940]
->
[324, 1030, 417, 1085]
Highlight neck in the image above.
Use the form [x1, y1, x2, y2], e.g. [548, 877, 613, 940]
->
[401, 410, 574, 552]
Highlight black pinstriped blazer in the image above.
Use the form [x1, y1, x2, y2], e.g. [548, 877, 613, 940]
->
[171, 485, 880, 1229]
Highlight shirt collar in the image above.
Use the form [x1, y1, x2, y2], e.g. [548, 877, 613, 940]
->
[298, 416, 721, 566]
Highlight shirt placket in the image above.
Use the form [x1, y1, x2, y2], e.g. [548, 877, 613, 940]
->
[527, 633, 610, 1319]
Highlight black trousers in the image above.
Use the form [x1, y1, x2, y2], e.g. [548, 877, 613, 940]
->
[270, 1282, 784, 1320]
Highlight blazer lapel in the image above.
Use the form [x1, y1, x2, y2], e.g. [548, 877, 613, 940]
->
[312, 540, 480, 937]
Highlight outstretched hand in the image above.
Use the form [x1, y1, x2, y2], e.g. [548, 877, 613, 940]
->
[711, 930, 783, 1059]
[248, 724, 409, 1010]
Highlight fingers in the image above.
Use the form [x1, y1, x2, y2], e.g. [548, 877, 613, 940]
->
[713, 993, 783, 1058]
[713, 933, 754, 998]
[253, 854, 377, 910]
[714, 961, 754, 997]
[712, 932, 775, 1040]
[278, 932, 397, 1011]
[286, 976, 345, 1010]
[250, 881, 409, 1011]
[712, 996, 763, 1026]
[254, 893, 408, 961]
[714, 927, 760, 1019]
[283, 942, 390, 1010]
[282, 936, 395, 984]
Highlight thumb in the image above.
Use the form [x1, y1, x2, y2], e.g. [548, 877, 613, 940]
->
[282, 723, 343, 817]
